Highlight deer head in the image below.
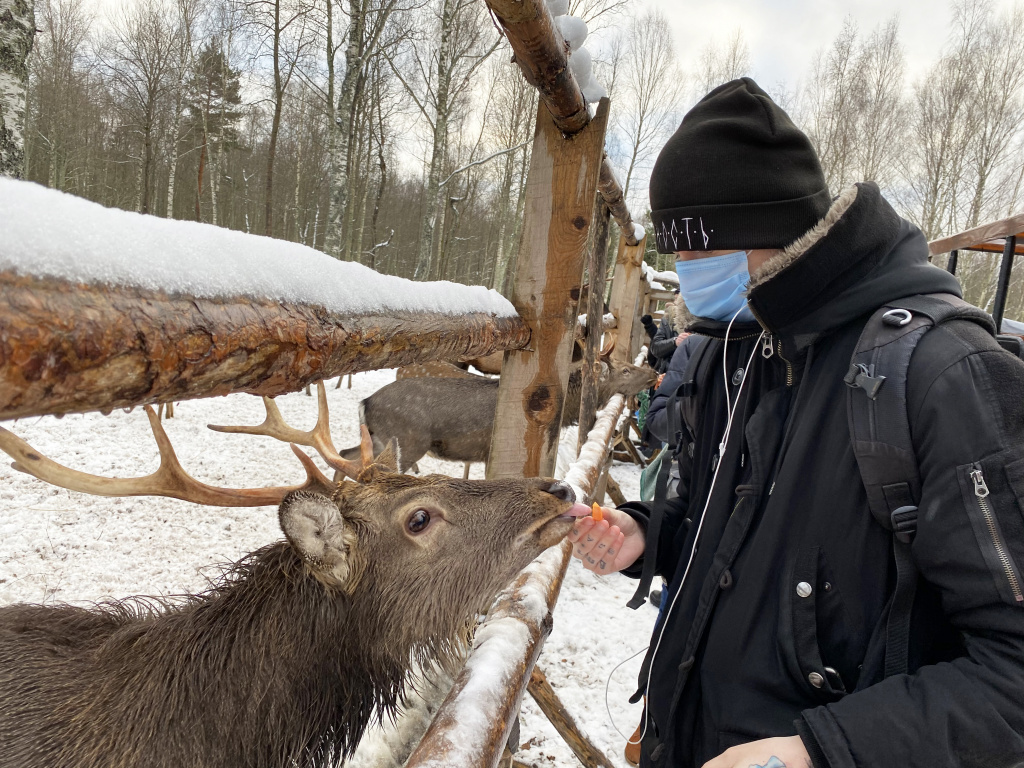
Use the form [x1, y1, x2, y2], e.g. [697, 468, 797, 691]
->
[279, 456, 583, 664]
[0, 382, 589, 658]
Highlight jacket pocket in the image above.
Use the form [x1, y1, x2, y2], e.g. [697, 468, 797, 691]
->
[1004, 458, 1024, 529]
[957, 461, 1024, 606]
[780, 545, 852, 703]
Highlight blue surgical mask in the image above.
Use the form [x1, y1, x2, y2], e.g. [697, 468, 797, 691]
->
[675, 251, 756, 323]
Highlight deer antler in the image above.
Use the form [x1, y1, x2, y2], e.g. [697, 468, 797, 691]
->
[209, 381, 370, 481]
[0, 406, 333, 506]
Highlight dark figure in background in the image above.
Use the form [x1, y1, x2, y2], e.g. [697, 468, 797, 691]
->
[641, 314, 660, 372]
[648, 290, 682, 374]
[569, 78, 1024, 768]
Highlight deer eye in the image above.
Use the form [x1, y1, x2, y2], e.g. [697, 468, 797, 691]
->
[407, 509, 431, 534]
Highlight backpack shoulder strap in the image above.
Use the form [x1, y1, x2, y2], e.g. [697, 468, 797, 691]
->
[846, 292, 994, 677]
[678, 335, 716, 444]
[626, 334, 715, 610]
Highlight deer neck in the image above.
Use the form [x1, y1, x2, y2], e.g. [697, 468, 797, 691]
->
[102, 542, 412, 762]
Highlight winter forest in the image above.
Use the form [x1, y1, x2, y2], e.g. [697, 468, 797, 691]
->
[14, 0, 1024, 315]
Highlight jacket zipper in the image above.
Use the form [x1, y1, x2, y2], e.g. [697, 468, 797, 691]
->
[971, 466, 1024, 603]
[760, 334, 794, 386]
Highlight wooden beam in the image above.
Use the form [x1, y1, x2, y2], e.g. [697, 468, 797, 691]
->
[928, 212, 1024, 256]
[607, 232, 648, 364]
[482, 0, 639, 246]
[486, 98, 609, 480]
[527, 666, 616, 768]
[578, 200, 612, 452]
[630, 279, 652, 360]
[0, 272, 530, 420]
[406, 396, 624, 768]
[596, 156, 640, 246]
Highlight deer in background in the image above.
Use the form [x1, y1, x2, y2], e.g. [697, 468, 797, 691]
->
[344, 359, 657, 472]
[0, 383, 587, 768]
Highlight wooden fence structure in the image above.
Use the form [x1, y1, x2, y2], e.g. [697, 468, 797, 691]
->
[929, 211, 1023, 330]
[0, 0, 655, 764]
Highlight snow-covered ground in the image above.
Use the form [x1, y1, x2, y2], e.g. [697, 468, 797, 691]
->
[0, 369, 657, 767]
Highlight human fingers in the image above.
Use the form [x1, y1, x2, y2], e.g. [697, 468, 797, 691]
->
[567, 515, 596, 545]
[579, 525, 624, 574]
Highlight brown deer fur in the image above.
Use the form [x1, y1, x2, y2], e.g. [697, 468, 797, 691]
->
[0, 455, 582, 768]
[345, 362, 656, 472]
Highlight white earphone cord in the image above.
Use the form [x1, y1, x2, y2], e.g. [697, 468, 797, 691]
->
[606, 303, 763, 746]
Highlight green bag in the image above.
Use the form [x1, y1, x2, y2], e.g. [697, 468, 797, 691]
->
[636, 388, 650, 432]
[639, 446, 667, 502]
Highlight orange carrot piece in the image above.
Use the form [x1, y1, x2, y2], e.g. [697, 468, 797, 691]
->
[591, 502, 603, 522]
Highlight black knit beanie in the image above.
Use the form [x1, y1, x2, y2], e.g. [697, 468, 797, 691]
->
[649, 77, 831, 254]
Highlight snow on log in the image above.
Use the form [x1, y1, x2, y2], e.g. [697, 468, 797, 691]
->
[483, 0, 640, 246]
[405, 394, 625, 768]
[0, 179, 529, 419]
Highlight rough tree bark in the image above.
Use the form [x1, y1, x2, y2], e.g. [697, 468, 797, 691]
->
[323, 0, 365, 257]
[0, 271, 531, 420]
[0, 0, 33, 178]
[483, 0, 639, 245]
[413, 0, 455, 280]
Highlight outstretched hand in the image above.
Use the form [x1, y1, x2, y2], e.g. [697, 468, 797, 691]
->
[567, 506, 645, 575]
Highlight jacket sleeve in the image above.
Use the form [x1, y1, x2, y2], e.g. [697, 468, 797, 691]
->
[798, 331, 1024, 767]
[647, 338, 696, 444]
[649, 316, 678, 361]
[615, 493, 692, 582]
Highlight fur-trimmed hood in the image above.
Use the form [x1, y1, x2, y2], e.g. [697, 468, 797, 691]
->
[676, 182, 961, 337]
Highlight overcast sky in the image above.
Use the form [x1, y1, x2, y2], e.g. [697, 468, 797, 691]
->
[645, 0, 1018, 95]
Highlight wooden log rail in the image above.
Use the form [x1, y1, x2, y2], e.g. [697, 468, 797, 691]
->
[0, 272, 530, 420]
[484, 0, 641, 246]
[927, 212, 1024, 256]
[406, 393, 627, 768]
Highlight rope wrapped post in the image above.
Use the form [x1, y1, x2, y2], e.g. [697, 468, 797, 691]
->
[406, 394, 626, 768]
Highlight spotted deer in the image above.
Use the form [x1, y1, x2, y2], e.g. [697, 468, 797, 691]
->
[343, 360, 657, 472]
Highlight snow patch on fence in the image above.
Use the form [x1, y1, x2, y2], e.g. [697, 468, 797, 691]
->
[0, 178, 516, 318]
[563, 394, 626, 501]
[412, 616, 531, 768]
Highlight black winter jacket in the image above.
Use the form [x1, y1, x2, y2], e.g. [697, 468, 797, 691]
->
[646, 332, 703, 445]
[650, 313, 679, 372]
[621, 183, 1024, 768]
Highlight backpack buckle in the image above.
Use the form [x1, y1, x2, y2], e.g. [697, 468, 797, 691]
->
[891, 505, 918, 544]
[844, 363, 886, 399]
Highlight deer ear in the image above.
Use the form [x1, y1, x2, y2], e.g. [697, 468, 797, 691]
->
[375, 439, 400, 473]
[279, 491, 361, 592]
[357, 439, 400, 482]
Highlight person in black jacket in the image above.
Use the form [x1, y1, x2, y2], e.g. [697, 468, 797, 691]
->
[648, 293, 682, 373]
[567, 78, 1024, 768]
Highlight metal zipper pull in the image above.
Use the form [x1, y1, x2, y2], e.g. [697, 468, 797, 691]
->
[761, 334, 774, 359]
[971, 468, 990, 498]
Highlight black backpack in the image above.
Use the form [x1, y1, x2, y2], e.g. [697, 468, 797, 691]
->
[629, 294, 1008, 678]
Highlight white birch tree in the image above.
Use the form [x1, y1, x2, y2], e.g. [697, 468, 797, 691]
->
[0, 0, 35, 177]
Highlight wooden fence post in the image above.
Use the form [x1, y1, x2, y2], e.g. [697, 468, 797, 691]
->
[577, 199, 612, 452]
[607, 232, 648, 365]
[486, 98, 610, 480]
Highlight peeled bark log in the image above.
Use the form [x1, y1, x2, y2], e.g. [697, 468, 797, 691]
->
[0, 272, 530, 420]
[483, 0, 639, 245]
[527, 667, 616, 768]
[406, 395, 624, 768]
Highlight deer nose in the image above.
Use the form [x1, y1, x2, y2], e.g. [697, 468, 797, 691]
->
[539, 481, 575, 503]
